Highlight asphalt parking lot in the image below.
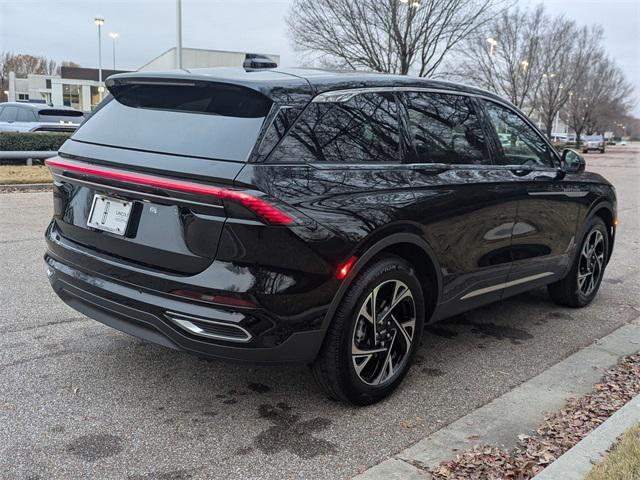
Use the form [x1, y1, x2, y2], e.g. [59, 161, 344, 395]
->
[1, 146, 638, 480]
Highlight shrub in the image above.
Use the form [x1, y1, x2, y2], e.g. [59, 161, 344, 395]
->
[0, 132, 71, 152]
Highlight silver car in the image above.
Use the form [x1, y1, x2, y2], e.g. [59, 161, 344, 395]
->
[0, 102, 85, 133]
[582, 135, 605, 154]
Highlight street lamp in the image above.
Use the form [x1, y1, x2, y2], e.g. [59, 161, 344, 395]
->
[521, 60, 529, 72]
[109, 32, 118, 70]
[94, 16, 105, 99]
[486, 37, 497, 58]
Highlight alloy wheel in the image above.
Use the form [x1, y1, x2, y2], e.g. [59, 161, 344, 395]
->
[351, 279, 416, 386]
[577, 229, 605, 297]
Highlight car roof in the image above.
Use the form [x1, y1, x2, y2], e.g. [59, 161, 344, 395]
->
[0, 102, 83, 113]
[107, 67, 503, 104]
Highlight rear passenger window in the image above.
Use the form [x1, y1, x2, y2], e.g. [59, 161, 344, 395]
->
[405, 92, 489, 165]
[482, 100, 554, 167]
[267, 93, 400, 163]
[17, 108, 36, 122]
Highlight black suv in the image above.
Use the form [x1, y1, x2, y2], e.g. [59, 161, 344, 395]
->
[45, 68, 616, 405]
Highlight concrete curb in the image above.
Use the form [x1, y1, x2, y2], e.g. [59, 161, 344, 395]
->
[353, 318, 640, 479]
[532, 393, 640, 480]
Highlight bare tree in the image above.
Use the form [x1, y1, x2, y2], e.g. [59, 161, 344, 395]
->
[562, 56, 633, 144]
[534, 23, 602, 138]
[452, 7, 615, 139]
[451, 5, 547, 114]
[0, 52, 79, 102]
[287, 0, 502, 77]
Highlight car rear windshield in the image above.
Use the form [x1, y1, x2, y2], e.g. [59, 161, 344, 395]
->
[72, 80, 273, 161]
[38, 110, 85, 124]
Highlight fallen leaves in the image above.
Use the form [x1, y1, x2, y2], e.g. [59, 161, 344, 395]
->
[429, 353, 640, 479]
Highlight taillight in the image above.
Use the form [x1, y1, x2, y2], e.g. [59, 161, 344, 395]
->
[45, 157, 293, 225]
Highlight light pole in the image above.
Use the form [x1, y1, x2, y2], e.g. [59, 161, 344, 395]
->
[109, 32, 118, 71]
[486, 37, 497, 58]
[94, 16, 105, 99]
[521, 60, 529, 72]
[176, 0, 183, 69]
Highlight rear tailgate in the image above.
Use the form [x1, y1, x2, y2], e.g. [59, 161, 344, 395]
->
[47, 76, 285, 276]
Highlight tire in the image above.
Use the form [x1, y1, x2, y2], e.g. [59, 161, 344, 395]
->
[312, 255, 426, 405]
[548, 217, 609, 307]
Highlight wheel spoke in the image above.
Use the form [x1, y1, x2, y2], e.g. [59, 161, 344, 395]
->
[379, 282, 412, 324]
[390, 313, 414, 347]
[352, 352, 377, 376]
[373, 332, 396, 385]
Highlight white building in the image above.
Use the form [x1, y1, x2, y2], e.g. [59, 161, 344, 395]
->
[5, 48, 280, 112]
[6, 67, 126, 112]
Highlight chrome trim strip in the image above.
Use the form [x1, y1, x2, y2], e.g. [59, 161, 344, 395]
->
[528, 191, 589, 198]
[313, 86, 478, 103]
[460, 272, 555, 300]
[165, 311, 252, 343]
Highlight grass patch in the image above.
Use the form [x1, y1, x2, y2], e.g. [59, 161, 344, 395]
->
[0, 165, 53, 185]
[586, 423, 640, 480]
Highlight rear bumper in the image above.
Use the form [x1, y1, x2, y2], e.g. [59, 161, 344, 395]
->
[44, 253, 327, 364]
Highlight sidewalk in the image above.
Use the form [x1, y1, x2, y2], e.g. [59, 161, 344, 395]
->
[354, 318, 640, 479]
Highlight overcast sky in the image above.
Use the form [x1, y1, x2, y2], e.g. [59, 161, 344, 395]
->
[1, 0, 639, 114]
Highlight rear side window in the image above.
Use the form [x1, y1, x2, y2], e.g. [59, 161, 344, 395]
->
[72, 81, 272, 161]
[482, 100, 554, 167]
[405, 92, 489, 165]
[267, 92, 400, 163]
[17, 108, 37, 122]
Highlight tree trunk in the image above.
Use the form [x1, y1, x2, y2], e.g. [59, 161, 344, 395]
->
[544, 118, 554, 140]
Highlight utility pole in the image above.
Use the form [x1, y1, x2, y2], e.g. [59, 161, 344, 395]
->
[176, 0, 183, 69]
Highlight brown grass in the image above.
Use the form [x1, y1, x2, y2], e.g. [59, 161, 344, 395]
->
[586, 423, 640, 480]
[0, 165, 53, 185]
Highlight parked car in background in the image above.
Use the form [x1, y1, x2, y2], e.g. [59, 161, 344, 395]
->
[0, 102, 85, 133]
[582, 135, 605, 153]
[44, 68, 617, 405]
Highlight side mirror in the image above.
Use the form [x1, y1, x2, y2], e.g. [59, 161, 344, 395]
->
[561, 148, 586, 174]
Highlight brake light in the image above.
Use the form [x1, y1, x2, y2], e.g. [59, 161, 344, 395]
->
[45, 157, 292, 225]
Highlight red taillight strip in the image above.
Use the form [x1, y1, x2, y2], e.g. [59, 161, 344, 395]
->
[45, 157, 293, 225]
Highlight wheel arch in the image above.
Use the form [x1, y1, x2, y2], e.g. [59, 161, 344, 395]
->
[320, 233, 442, 332]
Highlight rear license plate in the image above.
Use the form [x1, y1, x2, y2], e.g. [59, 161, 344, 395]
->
[87, 194, 132, 236]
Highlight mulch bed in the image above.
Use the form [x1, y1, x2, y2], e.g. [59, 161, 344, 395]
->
[0, 184, 52, 193]
[429, 353, 640, 479]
